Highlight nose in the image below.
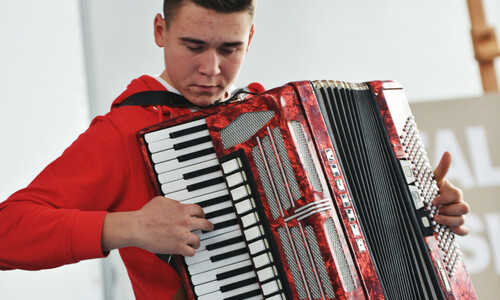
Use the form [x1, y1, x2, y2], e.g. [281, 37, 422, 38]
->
[198, 50, 221, 77]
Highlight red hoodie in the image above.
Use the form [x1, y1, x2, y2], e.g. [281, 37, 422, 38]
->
[0, 75, 265, 299]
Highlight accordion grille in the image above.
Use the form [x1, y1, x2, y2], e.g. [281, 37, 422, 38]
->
[291, 121, 323, 192]
[305, 225, 336, 298]
[252, 146, 281, 219]
[220, 110, 274, 149]
[277, 227, 308, 299]
[272, 126, 302, 201]
[291, 226, 322, 299]
[262, 135, 292, 210]
[325, 218, 356, 292]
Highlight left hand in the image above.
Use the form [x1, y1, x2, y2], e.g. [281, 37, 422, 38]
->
[432, 151, 470, 236]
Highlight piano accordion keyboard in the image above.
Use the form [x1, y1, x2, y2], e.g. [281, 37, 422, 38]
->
[144, 118, 287, 300]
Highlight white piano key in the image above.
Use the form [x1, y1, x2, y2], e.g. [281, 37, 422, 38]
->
[155, 152, 217, 174]
[241, 212, 259, 228]
[230, 185, 251, 201]
[199, 199, 233, 215]
[147, 129, 211, 154]
[248, 239, 268, 255]
[185, 241, 247, 265]
[195, 270, 257, 296]
[181, 189, 229, 205]
[161, 170, 223, 194]
[221, 157, 242, 174]
[158, 159, 220, 184]
[225, 171, 246, 187]
[193, 223, 240, 240]
[261, 280, 281, 296]
[197, 228, 243, 252]
[188, 252, 251, 275]
[267, 293, 285, 300]
[197, 282, 262, 300]
[253, 252, 272, 269]
[256, 266, 277, 282]
[163, 182, 227, 201]
[152, 141, 214, 164]
[190, 260, 253, 285]
[244, 225, 264, 241]
[205, 212, 238, 228]
[145, 118, 207, 144]
[234, 198, 255, 215]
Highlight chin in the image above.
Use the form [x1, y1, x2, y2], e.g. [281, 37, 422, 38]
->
[188, 96, 217, 107]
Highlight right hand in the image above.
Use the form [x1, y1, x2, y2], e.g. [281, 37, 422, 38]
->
[133, 196, 214, 256]
[101, 196, 213, 257]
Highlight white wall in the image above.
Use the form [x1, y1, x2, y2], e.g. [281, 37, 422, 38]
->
[0, 1, 103, 299]
[82, 0, 499, 117]
[1, 0, 499, 299]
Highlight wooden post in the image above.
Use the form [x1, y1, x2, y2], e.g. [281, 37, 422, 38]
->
[467, 0, 500, 92]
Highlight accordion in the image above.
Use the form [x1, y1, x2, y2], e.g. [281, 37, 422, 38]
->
[138, 80, 476, 299]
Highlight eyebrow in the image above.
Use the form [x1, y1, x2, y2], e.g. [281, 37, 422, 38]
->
[179, 37, 244, 47]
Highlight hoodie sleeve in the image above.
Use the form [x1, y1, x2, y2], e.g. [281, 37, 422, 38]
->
[0, 116, 133, 270]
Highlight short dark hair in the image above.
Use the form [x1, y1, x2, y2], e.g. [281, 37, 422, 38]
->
[163, 0, 256, 29]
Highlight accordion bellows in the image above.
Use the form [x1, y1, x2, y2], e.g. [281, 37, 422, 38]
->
[139, 80, 477, 299]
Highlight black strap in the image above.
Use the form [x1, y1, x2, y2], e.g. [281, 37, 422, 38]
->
[118, 91, 193, 108]
[118, 89, 258, 108]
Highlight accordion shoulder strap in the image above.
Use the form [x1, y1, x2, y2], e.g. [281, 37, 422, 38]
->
[118, 91, 193, 108]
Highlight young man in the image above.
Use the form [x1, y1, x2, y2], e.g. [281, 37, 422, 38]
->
[0, 0, 469, 299]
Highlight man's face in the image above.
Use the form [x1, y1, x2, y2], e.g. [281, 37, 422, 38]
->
[154, 3, 255, 107]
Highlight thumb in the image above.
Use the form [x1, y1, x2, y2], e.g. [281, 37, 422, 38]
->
[434, 151, 452, 186]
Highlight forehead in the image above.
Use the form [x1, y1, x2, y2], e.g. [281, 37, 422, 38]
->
[167, 3, 253, 39]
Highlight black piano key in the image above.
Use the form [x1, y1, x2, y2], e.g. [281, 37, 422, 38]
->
[187, 177, 225, 192]
[177, 148, 215, 162]
[169, 123, 208, 138]
[211, 247, 248, 262]
[224, 289, 262, 300]
[206, 236, 244, 251]
[183, 165, 221, 180]
[205, 207, 235, 220]
[220, 277, 258, 293]
[198, 194, 231, 208]
[174, 135, 212, 150]
[216, 265, 255, 281]
[204, 219, 239, 233]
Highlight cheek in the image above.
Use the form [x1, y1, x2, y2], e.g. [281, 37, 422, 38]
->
[223, 55, 246, 77]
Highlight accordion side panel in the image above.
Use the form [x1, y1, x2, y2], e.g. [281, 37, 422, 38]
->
[369, 81, 477, 300]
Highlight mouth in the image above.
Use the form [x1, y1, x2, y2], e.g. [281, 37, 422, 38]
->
[192, 84, 220, 94]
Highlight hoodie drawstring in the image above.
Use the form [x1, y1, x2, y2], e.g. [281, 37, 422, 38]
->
[156, 106, 164, 123]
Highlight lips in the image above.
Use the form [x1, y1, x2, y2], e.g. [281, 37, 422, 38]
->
[192, 84, 220, 94]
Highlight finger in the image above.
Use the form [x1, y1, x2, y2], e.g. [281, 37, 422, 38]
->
[449, 225, 470, 236]
[183, 203, 206, 218]
[436, 202, 470, 217]
[179, 244, 196, 257]
[434, 212, 470, 236]
[185, 232, 201, 250]
[190, 218, 214, 232]
[433, 151, 452, 186]
[433, 214, 465, 228]
[432, 181, 463, 206]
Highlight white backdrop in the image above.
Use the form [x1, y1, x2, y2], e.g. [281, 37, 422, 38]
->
[0, 1, 102, 299]
[1, 0, 499, 299]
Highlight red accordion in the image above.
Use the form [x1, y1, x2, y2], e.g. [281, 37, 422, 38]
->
[138, 80, 477, 299]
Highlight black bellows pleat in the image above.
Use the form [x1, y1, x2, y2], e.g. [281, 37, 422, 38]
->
[315, 84, 443, 300]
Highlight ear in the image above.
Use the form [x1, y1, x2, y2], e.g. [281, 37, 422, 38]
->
[246, 24, 255, 52]
[154, 13, 167, 47]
